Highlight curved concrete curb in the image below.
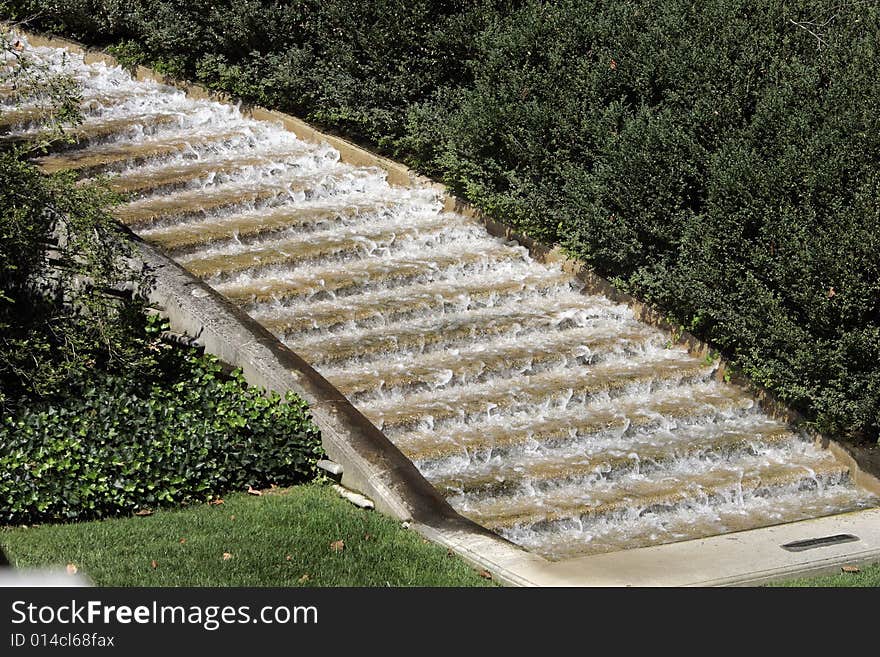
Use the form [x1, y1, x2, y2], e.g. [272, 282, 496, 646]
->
[13, 27, 880, 585]
[133, 236, 544, 587]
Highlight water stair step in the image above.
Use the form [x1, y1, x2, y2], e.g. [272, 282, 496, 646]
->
[114, 171, 345, 228]
[362, 353, 714, 431]
[328, 325, 660, 399]
[520, 484, 876, 561]
[256, 268, 577, 338]
[395, 383, 756, 461]
[0, 93, 129, 133]
[1, 110, 185, 148]
[297, 298, 618, 367]
[179, 213, 462, 279]
[468, 459, 851, 530]
[35, 130, 249, 175]
[428, 420, 794, 496]
[215, 244, 526, 306]
[141, 201, 392, 254]
[100, 148, 311, 195]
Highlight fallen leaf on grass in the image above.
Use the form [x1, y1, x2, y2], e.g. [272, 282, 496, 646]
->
[285, 555, 292, 561]
[179, 538, 186, 544]
[247, 486, 262, 496]
[841, 565, 861, 573]
[330, 540, 345, 553]
[363, 533, 373, 541]
[66, 564, 78, 575]
[134, 509, 153, 516]
[150, 560, 158, 569]
[230, 515, 236, 521]
[208, 499, 224, 506]
[222, 552, 233, 561]
[479, 569, 492, 580]
[298, 574, 310, 584]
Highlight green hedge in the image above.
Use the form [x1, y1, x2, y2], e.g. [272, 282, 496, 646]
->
[1, 332, 323, 524]
[4, 0, 879, 442]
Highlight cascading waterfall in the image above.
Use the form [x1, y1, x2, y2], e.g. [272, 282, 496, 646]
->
[7, 39, 877, 561]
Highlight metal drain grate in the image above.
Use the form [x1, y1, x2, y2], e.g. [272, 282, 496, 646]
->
[781, 534, 860, 552]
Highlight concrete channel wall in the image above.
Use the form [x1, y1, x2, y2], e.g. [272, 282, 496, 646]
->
[15, 29, 880, 586]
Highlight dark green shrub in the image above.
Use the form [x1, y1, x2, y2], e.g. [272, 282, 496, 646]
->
[0, 151, 151, 406]
[0, 153, 324, 524]
[0, 322, 323, 524]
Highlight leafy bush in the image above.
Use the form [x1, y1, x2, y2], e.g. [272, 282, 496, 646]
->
[0, 152, 151, 407]
[0, 315, 323, 524]
[4, 1, 880, 441]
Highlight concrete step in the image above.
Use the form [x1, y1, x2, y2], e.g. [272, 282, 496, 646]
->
[1, 110, 185, 148]
[35, 130, 248, 175]
[179, 213, 462, 280]
[114, 171, 343, 228]
[0, 104, 56, 133]
[141, 200, 392, 254]
[520, 483, 874, 561]
[429, 419, 794, 496]
[256, 268, 577, 339]
[0, 93, 131, 133]
[100, 147, 310, 196]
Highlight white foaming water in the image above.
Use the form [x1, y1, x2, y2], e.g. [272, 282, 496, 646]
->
[505, 482, 868, 560]
[176, 209, 474, 267]
[11, 38, 878, 560]
[409, 393, 769, 476]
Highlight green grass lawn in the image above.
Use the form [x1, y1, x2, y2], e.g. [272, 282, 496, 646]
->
[7, 482, 875, 588]
[767, 562, 880, 587]
[0, 484, 494, 587]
